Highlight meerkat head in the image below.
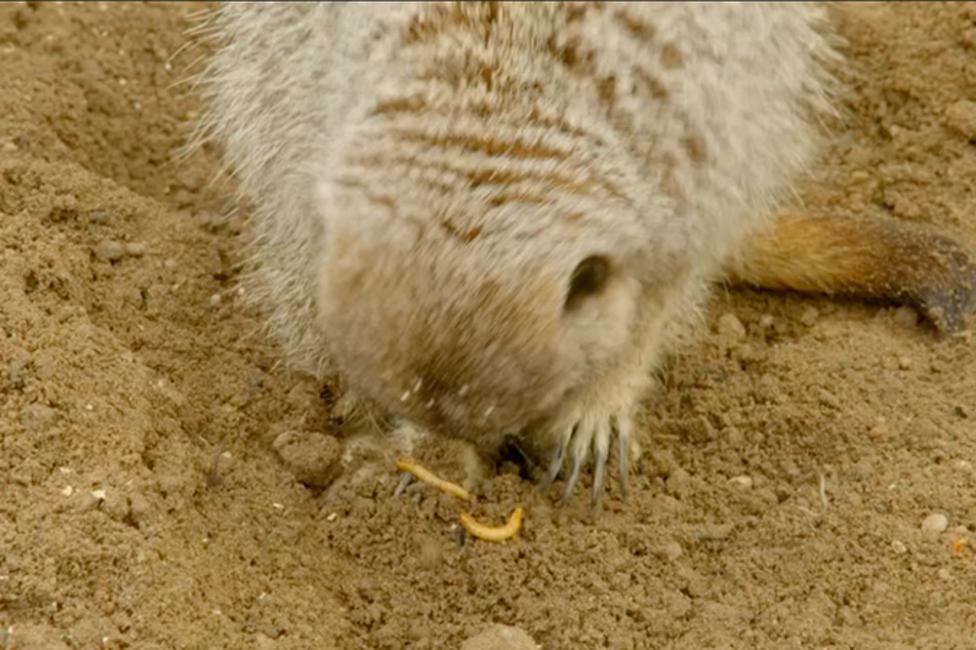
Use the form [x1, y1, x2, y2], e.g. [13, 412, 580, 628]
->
[313, 170, 659, 454]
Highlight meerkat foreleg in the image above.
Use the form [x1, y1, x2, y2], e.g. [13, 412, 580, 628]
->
[728, 212, 976, 333]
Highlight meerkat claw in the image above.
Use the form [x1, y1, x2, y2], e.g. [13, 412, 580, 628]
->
[616, 416, 633, 499]
[560, 451, 585, 505]
[554, 411, 635, 505]
[539, 430, 569, 492]
[393, 472, 413, 498]
[591, 420, 611, 508]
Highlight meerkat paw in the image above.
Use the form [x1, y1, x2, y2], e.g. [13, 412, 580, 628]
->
[540, 407, 638, 507]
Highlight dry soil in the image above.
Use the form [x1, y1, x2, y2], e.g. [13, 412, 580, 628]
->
[1, 3, 975, 649]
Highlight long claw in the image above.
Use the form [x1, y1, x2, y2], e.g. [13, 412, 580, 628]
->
[591, 421, 610, 508]
[539, 426, 571, 491]
[393, 472, 413, 497]
[562, 419, 595, 504]
[560, 450, 585, 504]
[616, 417, 632, 498]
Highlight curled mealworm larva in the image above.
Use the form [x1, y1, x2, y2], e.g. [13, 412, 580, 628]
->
[395, 457, 473, 501]
[459, 506, 524, 542]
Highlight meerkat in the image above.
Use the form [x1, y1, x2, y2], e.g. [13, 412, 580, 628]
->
[194, 2, 976, 504]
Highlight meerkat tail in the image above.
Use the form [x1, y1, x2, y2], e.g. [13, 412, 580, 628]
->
[727, 213, 976, 333]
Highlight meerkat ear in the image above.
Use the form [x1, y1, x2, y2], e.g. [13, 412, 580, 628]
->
[565, 255, 610, 311]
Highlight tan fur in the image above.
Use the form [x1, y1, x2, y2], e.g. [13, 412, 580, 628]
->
[192, 2, 974, 502]
[730, 213, 976, 332]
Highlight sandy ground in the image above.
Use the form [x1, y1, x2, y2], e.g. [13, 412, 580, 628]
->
[2, 3, 976, 649]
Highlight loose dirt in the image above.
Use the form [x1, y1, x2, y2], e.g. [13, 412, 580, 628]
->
[1, 3, 974, 649]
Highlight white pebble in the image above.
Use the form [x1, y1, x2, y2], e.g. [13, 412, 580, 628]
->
[60, 485, 74, 497]
[91, 489, 106, 500]
[659, 540, 683, 561]
[717, 312, 746, 338]
[728, 475, 753, 489]
[891, 540, 907, 554]
[921, 512, 948, 535]
[893, 305, 919, 328]
[124, 242, 147, 257]
[799, 306, 819, 326]
[94, 240, 127, 262]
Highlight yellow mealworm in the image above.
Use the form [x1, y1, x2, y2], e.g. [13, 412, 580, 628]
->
[395, 457, 473, 502]
[459, 507, 525, 542]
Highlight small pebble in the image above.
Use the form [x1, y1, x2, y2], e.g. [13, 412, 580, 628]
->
[695, 523, 733, 541]
[953, 404, 968, 419]
[757, 314, 775, 330]
[7, 358, 28, 389]
[817, 388, 840, 410]
[89, 209, 110, 224]
[60, 485, 74, 497]
[216, 451, 235, 473]
[254, 633, 277, 650]
[891, 540, 907, 555]
[961, 27, 976, 49]
[94, 240, 127, 262]
[209, 293, 222, 306]
[665, 467, 691, 498]
[735, 343, 761, 365]
[103, 490, 130, 521]
[937, 568, 951, 581]
[124, 242, 147, 256]
[951, 459, 972, 472]
[716, 312, 746, 338]
[129, 492, 150, 526]
[728, 475, 753, 489]
[897, 356, 912, 370]
[273, 430, 342, 489]
[944, 99, 976, 139]
[921, 512, 948, 535]
[20, 403, 57, 432]
[664, 590, 692, 619]
[658, 540, 684, 562]
[799, 306, 819, 326]
[461, 624, 540, 650]
[892, 305, 919, 328]
[868, 419, 890, 440]
[75, 491, 102, 513]
[94, 240, 147, 262]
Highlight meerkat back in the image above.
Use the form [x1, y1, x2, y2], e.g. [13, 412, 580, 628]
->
[195, 4, 976, 503]
[199, 2, 834, 375]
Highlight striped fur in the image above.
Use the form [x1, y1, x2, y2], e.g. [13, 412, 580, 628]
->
[194, 2, 840, 497]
